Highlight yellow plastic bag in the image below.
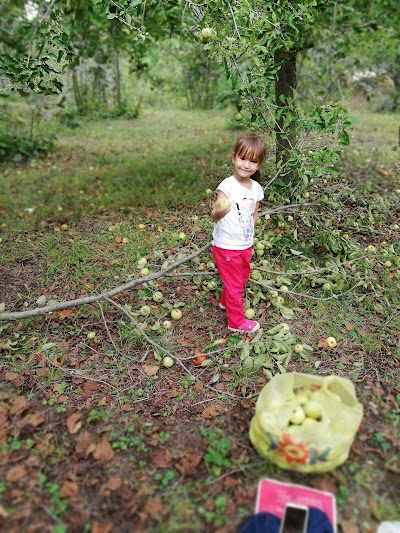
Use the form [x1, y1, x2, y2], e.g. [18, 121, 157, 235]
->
[249, 372, 363, 473]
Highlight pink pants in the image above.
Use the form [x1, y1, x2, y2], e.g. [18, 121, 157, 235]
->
[212, 245, 252, 328]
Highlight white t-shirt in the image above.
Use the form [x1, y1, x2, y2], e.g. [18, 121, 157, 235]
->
[212, 175, 264, 250]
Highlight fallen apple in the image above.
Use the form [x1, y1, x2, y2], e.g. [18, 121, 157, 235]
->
[171, 309, 182, 320]
[326, 336, 337, 349]
[280, 285, 289, 292]
[193, 354, 207, 366]
[365, 245, 376, 253]
[289, 406, 306, 425]
[251, 271, 262, 281]
[294, 344, 304, 354]
[152, 291, 163, 303]
[256, 249, 264, 257]
[206, 188, 213, 196]
[137, 257, 147, 268]
[163, 320, 172, 329]
[87, 331, 96, 339]
[163, 356, 174, 368]
[244, 308, 255, 319]
[140, 305, 151, 316]
[140, 267, 150, 276]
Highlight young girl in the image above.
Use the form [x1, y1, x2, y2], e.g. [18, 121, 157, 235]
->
[211, 133, 266, 333]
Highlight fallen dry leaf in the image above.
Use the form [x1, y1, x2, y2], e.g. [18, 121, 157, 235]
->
[340, 520, 359, 533]
[91, 523, 113, 533]
[10, 396, 29, 416]
[202, 403, 225, 419]
[310, 476, 337, 494]
[93, 437, 114, 463]
[176, 450, 203, 477]
[67, 412, 82, 434]
[75, 431, 96, 457]
[318, 338, 329, 350]
[6, 464, 27, 482]
[60, 481, 80, 499]
[5, 371, 19, 381]
[150, 448, 171, 469]
[0, 404, 8, 426]
[58, 308, 75, 320]
[143, 364, 159, 377]
[144, 495, 164, 519]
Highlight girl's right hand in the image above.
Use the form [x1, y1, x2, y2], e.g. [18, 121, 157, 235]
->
[212, 193, 231, 221]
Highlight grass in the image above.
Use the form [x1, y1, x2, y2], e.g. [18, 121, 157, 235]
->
[0, 107, 240, 231]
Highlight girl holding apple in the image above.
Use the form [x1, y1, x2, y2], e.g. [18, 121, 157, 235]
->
[211, 133, 265, 333]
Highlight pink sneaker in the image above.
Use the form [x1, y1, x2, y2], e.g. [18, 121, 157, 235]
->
[228, 320, 260, 333]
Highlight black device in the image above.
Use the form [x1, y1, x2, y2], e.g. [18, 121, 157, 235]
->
[279, 503, 309, 533]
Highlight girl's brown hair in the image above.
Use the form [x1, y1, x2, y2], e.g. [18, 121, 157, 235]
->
[233, 133, 266, 183]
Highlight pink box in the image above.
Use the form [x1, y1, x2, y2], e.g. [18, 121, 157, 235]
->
[256, 478, 336, 531]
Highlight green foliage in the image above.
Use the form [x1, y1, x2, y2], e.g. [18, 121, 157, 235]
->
[0, 129, 54, 162]
[201, 428, 232, 476]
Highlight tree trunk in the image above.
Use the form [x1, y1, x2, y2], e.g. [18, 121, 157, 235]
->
[72, 69, 85, 114]
[275, 50, 297, 176]
[114, 53, 122, 111]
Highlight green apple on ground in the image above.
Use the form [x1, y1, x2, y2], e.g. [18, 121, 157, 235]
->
[206, 188, 213, 196]
[294, 344, 304, 354]
[137, 257, 147, 268]
[326, 336, 337, 348]
[162, 356, 174, 368]
[163, 320, 172, 329]
[140, 305, 151, 316]
[280, 285, 289, 292]
[171, 309, 182, 320]
[152, 292, 163, 303]
[244, 308, 255, 319]
[366, 245, 376, 252]
[140, 267, 150, 276]
[87, 332, 96, 339]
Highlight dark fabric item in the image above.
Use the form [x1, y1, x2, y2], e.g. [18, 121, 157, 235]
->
[239, 512, 280, 533]
[238, 508, 334, 533]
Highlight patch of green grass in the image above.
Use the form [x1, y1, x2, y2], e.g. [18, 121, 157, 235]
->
[0, 109, 238, 231]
